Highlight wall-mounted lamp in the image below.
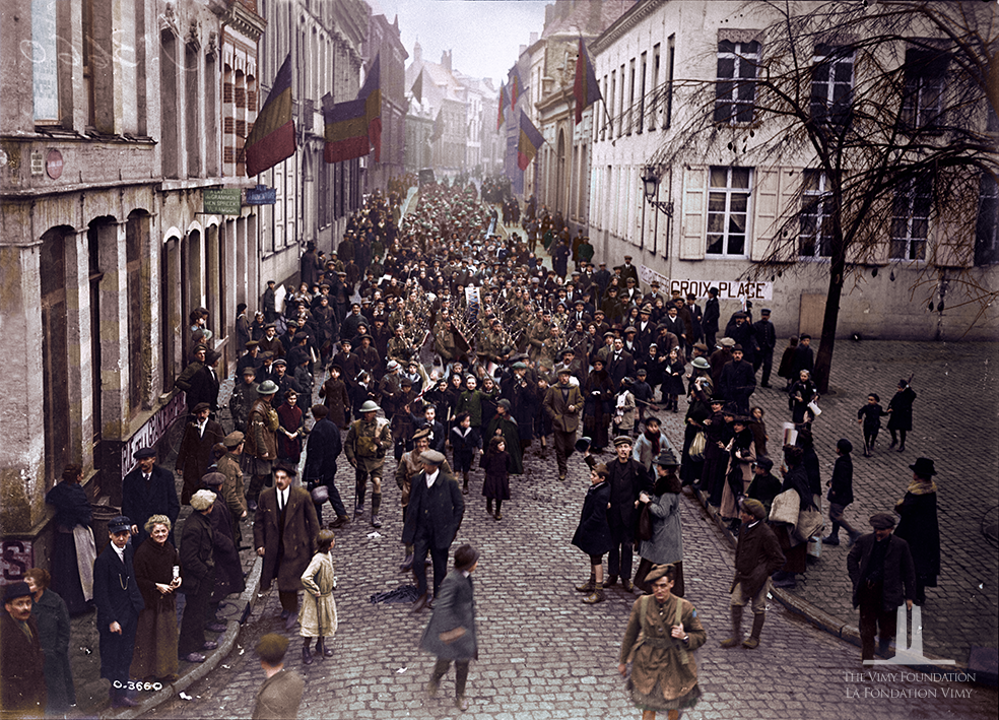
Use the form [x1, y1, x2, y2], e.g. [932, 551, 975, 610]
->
[641, 164, 673, 217]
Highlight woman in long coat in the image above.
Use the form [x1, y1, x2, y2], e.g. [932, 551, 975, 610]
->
[319, 364, 351, 429]
[583, 359, 614, 452]
[421, 545, 479, 712]
[299, 529, 338, 663]
[720, 418, 757, 528]
[44, 465, 96, 615]
[894, 458, 940, 605]
[572, 463, 614, 603]
[886, 380, 917, 451]
[618, 563, 706, 720]
[276, 390, 305, 462]
[130, 516, 182, 681]
[634, 455, 685, 596]
[25, 568, 75, 713]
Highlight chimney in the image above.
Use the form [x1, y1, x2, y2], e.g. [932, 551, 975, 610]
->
[529, 32, 538, 45]
[442, 50, 452, 73]
[414, 39, 422, 63]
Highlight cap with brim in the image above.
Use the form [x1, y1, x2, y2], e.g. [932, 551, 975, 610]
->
[720, 337, 736, 347]
[387, 360, 401, 372]
[190, 489, 216, 510]
[732, 344, 744, 352]
[755, 456, 774, 471]
[909, 457, 936, 477]
[420, 450, 446, 465]
[272, 358, 287, 367]
[201, 472, 225, 488]
[257, 380, 279, 395]
[3, 581, 33, 603]
[741, 498, 767, 519]
[710, 395, 726, 404]
[613, 435, 634, 447]
[869, 513, 896, 529]
[624, 326, 637, 334]
[575, 436, 592, 453]
[223, 431, 245, 448]
[192, 402, 211, 414]
[311, 404, 329, 418]
[497, 399, 512, 410]
[245, 340, 260, 348]
[241, 366, 257, 376]
[511, 361, 527, 370]
[603, 331, 617, 338]
[108, 515, 132, 533]
[134, 447, 156, 459]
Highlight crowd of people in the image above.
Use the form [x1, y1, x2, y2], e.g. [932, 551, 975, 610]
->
[0, 174, 941, 719]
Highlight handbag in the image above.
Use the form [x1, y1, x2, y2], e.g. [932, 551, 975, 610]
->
[688, 430, 707, 462]
[807, 399, 822, 418]
[637, 502, 654, 542]
[794, 506, 824, 542]
[768, 489, 800, 524]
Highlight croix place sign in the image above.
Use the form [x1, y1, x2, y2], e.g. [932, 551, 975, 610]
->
[639, 265, 773, 300]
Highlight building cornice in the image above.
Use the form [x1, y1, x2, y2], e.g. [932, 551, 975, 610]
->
[590, 0, 665, 56]
[224, 2, 267, 42]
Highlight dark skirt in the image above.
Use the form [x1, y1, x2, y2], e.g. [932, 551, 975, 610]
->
[52, 530, 90, 615]
[130, 599, 179, 680]
[775, 525, 808, 574]
[482, 470, 510, 501]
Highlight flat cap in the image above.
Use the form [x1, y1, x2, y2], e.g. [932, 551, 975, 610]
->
[869, 513, 896, 529]
[201, 472, 225, 488]
[613, 435, 634, 447]
[134, 447, 156, 459]
[741, 498, 767, 519]
[190, 489, 217, 511]
[420, 450, 446, 465]
[108, 515, 132, 533]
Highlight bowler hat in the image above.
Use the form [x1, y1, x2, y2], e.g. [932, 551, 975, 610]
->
[909, 457, 936, 478]
[3, 581, 33, 603]
[574, 436, 592, 453]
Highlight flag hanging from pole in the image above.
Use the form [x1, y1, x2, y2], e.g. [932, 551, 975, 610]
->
[497, 82, 507, 132]
[359, 55, 382, 162]
[322, 93, 369, 163]
[517, 110, 543, 171]
[509, 66, 521, 111]
[411, 69, 423, 105]
[244, 54, 296, 177]
[573, 37, 602, 125]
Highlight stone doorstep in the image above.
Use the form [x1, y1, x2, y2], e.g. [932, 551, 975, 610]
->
[687, 477, 975, 678]
[106, 555, 264, 720]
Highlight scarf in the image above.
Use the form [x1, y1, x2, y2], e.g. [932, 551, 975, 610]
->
[644, 428, 661, 457]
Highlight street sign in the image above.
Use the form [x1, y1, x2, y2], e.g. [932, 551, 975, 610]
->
[246, 184, 277, 205]
[203, 188, 242, 215]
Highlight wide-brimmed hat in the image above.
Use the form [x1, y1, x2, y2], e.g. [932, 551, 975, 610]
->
[359, 400, 381, 413]
[909, 457, 936, 477]
[654, 449, 679, 468]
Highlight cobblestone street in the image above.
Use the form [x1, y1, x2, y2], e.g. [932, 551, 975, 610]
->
[138, 341, 997, 720]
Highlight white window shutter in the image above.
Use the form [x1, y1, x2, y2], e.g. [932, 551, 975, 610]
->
[752, 167, 781, 261]
[680, 166, 706, 260]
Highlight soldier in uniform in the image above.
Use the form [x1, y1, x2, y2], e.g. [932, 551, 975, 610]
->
[344, 400, 393, 528]
[245, 380, 280, 512]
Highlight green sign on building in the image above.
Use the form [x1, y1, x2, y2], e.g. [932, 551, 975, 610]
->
[203, 188, 242, 215]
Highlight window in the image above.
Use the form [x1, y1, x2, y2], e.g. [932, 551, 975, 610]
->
[601, 75, 608, 139]
[627, 59, 635, 135]
[714, 40, 760, 124]
[638, 53, 646, 134]
[32, 0, 59, 124]
[799, 170, 834, 257]
[649, 44, 660, 130]
[618, 64, 625, 137]
[609, 71, 615, 139]
[707, 166, 752, 256]
[975, 172, 999, 266]
[900, 49, 948, 130]
[890, 174, 932, 260]
[665, 35, 675, 128]
[811, 44, 854, 126]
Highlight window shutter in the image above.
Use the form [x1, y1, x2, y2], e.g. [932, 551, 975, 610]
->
[934, 207, 976, 268]
[680, 166, 706, 260]
[752, 167, 781, 261]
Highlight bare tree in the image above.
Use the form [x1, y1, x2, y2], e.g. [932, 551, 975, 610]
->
[653, 0, 998, 392]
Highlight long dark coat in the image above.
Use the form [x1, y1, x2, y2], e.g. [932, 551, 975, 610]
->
[420, 569, 478, 661]
[887, 386, 917, 431]
[402, 470, 465, 551]
[176, 419, 225, 504]
[304, 416, 343, 485]
[571, 480, 613, 556]
[894, 489, 940, 581]
[45, 480, 93, 614]
[121, 464, 180, 549]
[180, 510, 215, 597]
[319, 375, 350, 428]
[0, 609, 47, 716]
[32, 589, 74, 711]
[131, 537, 180, 680]
[848, 533, 916, 611]
[254, 486, 320, 592]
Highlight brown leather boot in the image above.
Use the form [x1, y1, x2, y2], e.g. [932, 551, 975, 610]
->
[742, 613, 766, 648]
[720, 606, 743, 648]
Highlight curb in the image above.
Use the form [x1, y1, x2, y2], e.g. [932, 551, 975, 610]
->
[683, 485, 972, 678]
[107, 555, 264, 720]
